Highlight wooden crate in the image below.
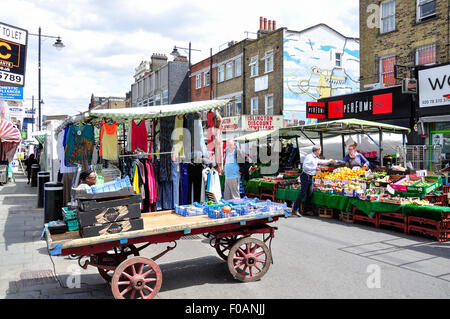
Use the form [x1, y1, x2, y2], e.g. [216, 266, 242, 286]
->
[317, 207, 333, 219]
[339, 211, 353, 223]
[77, 203, 141, 228]
[80, 218, 144, 238]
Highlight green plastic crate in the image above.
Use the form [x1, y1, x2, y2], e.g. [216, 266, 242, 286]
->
[406, 176, 443, 195]
[62, 207, 77, 221]
[66, 219, 79, 231]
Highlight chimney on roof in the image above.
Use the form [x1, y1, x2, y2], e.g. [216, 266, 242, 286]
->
[263, 18, 267, 30]
[268, 20, 272, 30]
[258, 16, 276, 38]
[150, 53, 168, 71]
[273, 20, 276, 30]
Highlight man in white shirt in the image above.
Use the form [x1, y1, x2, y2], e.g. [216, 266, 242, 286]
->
[292, 146, 335, 217]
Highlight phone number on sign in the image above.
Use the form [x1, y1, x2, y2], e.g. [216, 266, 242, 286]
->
[0, 71, 23, 85]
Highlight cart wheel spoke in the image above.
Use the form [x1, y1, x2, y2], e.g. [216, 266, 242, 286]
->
[143, 285, 154, 293]
[120, 285, 133, 297]
[117, 281, 131, 286]
[142, 268, 154, 278]
[144, 278, 157, 283]
[137, 263, 144, 275]
[254, 264, 262, 272]
[130, 289, 137, 299]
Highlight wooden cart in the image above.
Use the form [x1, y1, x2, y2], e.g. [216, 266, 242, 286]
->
[45, 209, 288, 299]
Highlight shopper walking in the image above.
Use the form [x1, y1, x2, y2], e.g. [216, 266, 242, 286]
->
[24, 154, 38, 184]
[223, 138, 244, 200]
[292, 146, 335, 217]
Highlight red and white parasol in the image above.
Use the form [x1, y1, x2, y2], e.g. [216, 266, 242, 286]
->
[0, 119, 21, 143]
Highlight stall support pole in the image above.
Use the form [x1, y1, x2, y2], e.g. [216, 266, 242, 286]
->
[379, 129, 383, 167]
[402, 133, 407, 168]
[341, 134, 345, 158]
[319, 132, 324, 157]
[296, 137, 301, 169]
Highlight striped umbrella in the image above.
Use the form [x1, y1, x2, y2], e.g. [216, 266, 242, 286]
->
[0, 119, 22, 143]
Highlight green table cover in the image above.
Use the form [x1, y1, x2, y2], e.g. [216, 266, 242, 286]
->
[349, 199, 403, 218]
[312, 192, 353, 211]
[401, 204, 450, 221]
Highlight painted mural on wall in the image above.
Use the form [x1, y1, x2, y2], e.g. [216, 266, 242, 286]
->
[283, 25, 360, 123]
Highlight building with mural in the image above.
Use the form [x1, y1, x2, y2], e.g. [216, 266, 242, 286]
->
[283, 24, 360, 123]
[190, 18, 360, 132]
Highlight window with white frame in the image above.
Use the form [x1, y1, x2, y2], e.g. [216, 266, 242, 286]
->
[416, 44, 436, 66]
[235, 95, 242, 115]
[264, 50, 274, 73]
[196, 74, 202, 89]
[149, 95, 154, 106]
[204, 71, 210, 86]
[380, 55, 396, 87]
[251, 97, 258, 115]
[335, 53, 342, 67]
[155, 93, 161, 106]
[226, 61, 233, 80]
[218, 64, 225, 82]
[417, 0, 436, 21]
[235, 57, 242, 77]
[265, 94, 274, 115]
[226, 102, 233, 117]
[250, 56, 258, 77]
[162, 90, 168, 105]
[380, 0, 395, 34]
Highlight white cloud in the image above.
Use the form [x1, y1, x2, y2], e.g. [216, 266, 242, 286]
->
[1, 0, 359, 117]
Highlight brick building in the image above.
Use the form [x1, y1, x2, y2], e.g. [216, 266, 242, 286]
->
[190, 55, 214, 102]
[359, 0, 450, 89]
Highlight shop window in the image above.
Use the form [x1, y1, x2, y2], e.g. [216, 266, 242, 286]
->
[380, 55, 396, 87]
[417, 0, 436, 21]
[162, 90, 168, 105]
[415, 44, 436, 66]
[380, 0, 395, 34]
[335, 53, 342, 67]
[226, 102, 233, 117]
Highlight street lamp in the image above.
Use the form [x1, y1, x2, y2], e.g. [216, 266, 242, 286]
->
[29, 27, 64, 130]
[171, 42, 201, 102]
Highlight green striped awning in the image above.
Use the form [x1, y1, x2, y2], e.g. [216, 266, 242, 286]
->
[89, 99, 231, 120]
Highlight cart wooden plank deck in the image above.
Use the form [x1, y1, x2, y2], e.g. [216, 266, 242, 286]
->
[45, 208, 289, 299]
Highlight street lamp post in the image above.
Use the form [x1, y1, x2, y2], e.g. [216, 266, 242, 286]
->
[29, 27, 64, 130]
[171, 42, 201, 102]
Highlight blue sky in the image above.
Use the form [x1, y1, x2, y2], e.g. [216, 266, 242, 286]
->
[1, 0, 359, 116]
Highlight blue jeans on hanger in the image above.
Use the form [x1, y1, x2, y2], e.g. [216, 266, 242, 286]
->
[172, 161, 180, 207]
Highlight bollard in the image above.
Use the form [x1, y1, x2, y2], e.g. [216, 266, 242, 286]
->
[44, 182, 64, 223]
[31, 164, 40, 187]
[37, 171, 50, 208]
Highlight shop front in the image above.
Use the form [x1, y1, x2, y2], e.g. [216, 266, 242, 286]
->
[417, 63, 450, 170]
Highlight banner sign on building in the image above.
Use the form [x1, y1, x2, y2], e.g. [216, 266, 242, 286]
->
[222, 116, 240, 131]
[306, 102, 326, 119]
[418, 64, 450, 108]
[242, 115, 284, 131]
[0, 85, 23, 100]
[0, 22, 28, 86]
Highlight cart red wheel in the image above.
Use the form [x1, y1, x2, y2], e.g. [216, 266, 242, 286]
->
[215, 235, 243, 261]
[96, 245, 139, 283]
[227, 237, 272, 282]
[111, 257, 162, 299]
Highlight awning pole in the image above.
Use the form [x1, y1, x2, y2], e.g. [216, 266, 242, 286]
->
[379, 128, 383, 168]
[319, 132, 324, 157]
[341, 134, 345, 158]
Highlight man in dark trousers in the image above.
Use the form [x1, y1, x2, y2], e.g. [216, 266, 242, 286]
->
[292, 146, 335, 217]
[24, 154, 38, 184]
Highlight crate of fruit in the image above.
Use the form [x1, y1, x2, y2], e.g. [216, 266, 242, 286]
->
[390, 175, 422, 192]
[406, 176, 442, 195]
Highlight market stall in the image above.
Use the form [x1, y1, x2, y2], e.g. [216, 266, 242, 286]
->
[237, 119, 449, 242]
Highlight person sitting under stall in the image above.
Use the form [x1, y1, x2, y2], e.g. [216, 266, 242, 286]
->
[76, 169, 97, 190]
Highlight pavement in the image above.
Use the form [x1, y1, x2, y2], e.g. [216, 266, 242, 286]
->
[0, 172, 449, 299]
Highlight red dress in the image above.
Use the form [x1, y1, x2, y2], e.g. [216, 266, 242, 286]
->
[131, 119, 148, 153]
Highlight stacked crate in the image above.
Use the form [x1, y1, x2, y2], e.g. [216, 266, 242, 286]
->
[77, 192, 143, 238]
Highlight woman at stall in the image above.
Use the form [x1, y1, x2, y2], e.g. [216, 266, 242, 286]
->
[338, 145, 370, 169]
[77, 169, 97, 190]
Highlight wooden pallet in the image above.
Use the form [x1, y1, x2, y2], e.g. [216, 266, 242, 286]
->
[352, 207, 377, 227]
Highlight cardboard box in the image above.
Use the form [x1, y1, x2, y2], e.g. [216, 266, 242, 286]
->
[78, 203, 141, 228]
[80, 218, 144, 238]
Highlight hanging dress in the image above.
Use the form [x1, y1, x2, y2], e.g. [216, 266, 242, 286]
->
[131, 119, 148, 153]
[100, 120, 118, 161]
[64, 124, 95, 166]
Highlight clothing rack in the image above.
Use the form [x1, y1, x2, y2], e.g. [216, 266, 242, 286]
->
[119, 151, 174, 158]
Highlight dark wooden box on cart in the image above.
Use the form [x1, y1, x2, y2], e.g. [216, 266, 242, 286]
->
[75, 188, 144, 238]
